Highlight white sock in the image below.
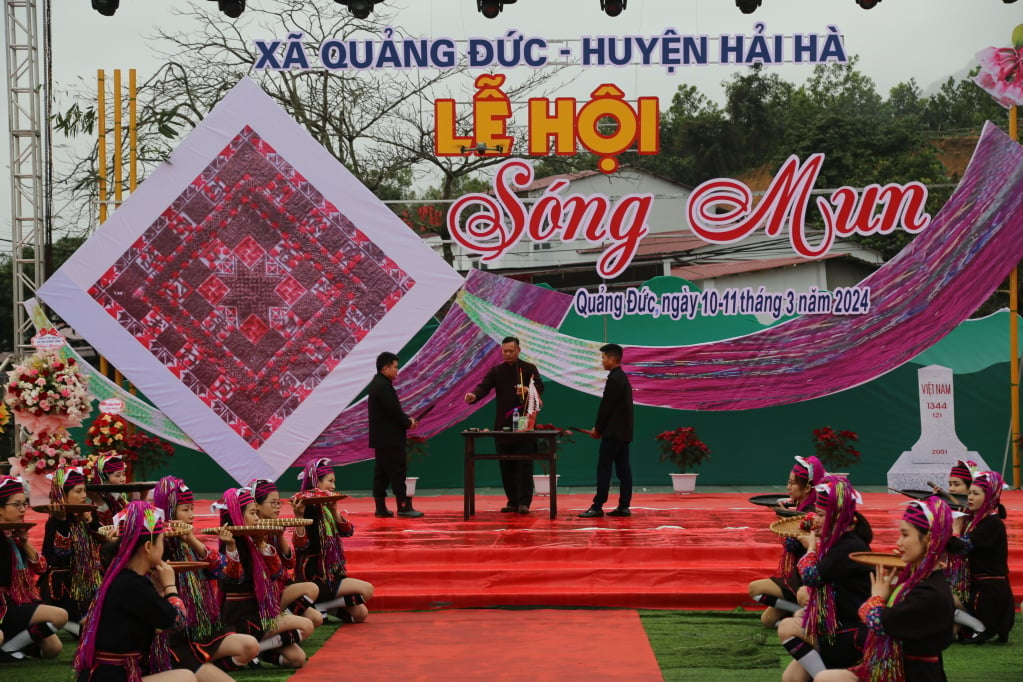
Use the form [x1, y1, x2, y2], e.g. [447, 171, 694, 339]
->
[258, 634, 283, 652]
[753, 593, 801, 613]
[315, 597, 347, 611]
[1, 629, 32, 652]
[954, 609, 986, 633]
[63, 621, 81, 636]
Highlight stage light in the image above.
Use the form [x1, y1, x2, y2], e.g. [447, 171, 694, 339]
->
[213, 0, 245, 18]
[335, 0, 384, 19]
[855, 0, 881, 8]
[600, 0, 627, 17]
[477, 0, 517, 19]
[736, 0, 762, 14]
[91, 0, 119, 15]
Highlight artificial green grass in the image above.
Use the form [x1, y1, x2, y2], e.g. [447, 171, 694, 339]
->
[0, 621, 342, 682]
[639, 608, 1023, 682]
[3, 609, 1018, 680]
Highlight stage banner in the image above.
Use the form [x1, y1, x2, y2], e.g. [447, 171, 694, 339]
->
[38, 77, 464, 484]
[456, 123, 1023, 411]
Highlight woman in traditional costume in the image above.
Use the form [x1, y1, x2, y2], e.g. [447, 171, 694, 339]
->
[249, 478, 322, 627]
[778, 476, 872, 681]
[0, 475, 66, 660]
[749, 455, 826, 626]
[149, 477, 258, 675]
[73, 500, 193, 681]
[817, 495, 956, 682]
[216, 487, 313, 669]
[293, 458, 374, 623]
[39, 465, 102, 637]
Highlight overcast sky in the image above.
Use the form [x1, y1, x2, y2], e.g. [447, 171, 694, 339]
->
[1, 0, 1019, 245]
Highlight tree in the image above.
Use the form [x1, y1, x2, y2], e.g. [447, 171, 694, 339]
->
[52, 1, 570, 264]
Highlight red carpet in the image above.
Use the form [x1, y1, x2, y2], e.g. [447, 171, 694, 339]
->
[290, 608, 662, 681]
[22, 490, 1023, 611]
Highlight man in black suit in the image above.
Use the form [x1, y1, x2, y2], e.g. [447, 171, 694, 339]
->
[579, 343, 634, 518]
[464, 336, 544, 513]
[368, 351, 423, 518]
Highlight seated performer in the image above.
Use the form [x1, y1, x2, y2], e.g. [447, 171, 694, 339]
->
[39, 466, 102, 638]
[72, 501, 194, 681]
[151, 477, 259, 675]
[90, 454, 130, 527]
[249, 478, 323, 627]
[952, 470, 1015, 645]
[816, 496, 957, 681]
[294, 458, 374, 622]
[778, 476, 872, 682]
[215, 487, 314, 669]
[0, 476, 67, 661]
[749, 455, 826, 627]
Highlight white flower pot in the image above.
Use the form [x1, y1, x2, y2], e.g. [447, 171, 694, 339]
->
[404, 476, 419, 496]
[532, 474, 559, 495]
[670, 472, 698, 494]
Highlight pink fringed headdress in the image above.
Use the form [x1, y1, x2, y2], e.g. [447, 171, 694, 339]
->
[859, 497, 953, 682]
[217, 488, 281, 631]
[74, 501, 165, 675]
[802, 475, 861, 642]
[0, 476, 38, 606]
[966, 471, 1005, 533]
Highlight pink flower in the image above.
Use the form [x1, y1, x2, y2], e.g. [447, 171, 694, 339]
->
[974, 46, 1023, 108]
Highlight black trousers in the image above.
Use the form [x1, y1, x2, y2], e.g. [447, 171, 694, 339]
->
[496, 438, 533, 508]
[372, 446, 408, 500]
[592, 438, 632, 509]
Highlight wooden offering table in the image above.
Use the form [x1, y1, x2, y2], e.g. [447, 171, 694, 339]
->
[462, 429, 560, 520]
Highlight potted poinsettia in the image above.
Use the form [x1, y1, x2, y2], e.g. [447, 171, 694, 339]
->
[656, 426, 711, 493]
[811, 426, 860, 475]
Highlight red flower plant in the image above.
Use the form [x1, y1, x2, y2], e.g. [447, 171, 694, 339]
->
[811, 426, 860, 470]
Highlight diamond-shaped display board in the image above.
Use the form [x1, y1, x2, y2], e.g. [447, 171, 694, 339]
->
[39, 78, 463, 484]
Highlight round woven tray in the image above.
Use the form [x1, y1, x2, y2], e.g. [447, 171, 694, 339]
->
[86, 482, 158, 493]
[165, 521, 193, 538]
[0, 521, 35, 531]
[198, 525, 284, 536]
[293, 493, 348, 504]
[849, 552, 906, 569]
[32, 503, 97, 514]
[257, 517, 313, 527]
[769, 514, 811, 538]
[167, 561, 208, 573]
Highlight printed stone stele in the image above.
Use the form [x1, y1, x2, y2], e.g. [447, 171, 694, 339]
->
[887, 365, 989, 492]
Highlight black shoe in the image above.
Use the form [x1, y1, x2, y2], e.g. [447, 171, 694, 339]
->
[397, 507, 425, 518]
[578, 507, 604, 518]
[516, 505, 530, 514]
[0, 649, 25, 662]
[375, 509, 395, 518]
[962, 629, 996, 645]
[500, 505, 516, 513]
[607, 507, 631, 517]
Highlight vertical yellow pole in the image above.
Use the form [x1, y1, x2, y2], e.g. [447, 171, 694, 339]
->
[97, 70, 108, 225]
[129, 70, 137, 192]
[98, 70, 110, 378]
[1011, 105, 1020, 490]
[113, 69, 123, 212]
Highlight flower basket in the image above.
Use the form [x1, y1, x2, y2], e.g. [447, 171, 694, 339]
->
[4, 351, 91, 433]
[405, 435, 429, 468]
[85, 413, 129, 455]
[656, 427, 711, 473]
[8, 427, 88, 478]
[811, 426, 860, 471]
